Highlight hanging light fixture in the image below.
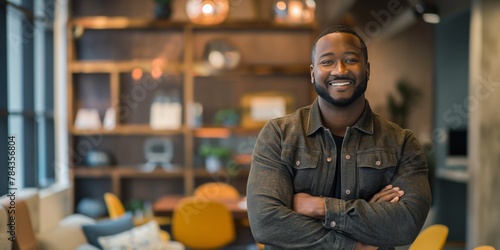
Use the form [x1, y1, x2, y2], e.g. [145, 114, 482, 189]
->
[186, 0, 230, 25]
[274, 0, 316, 24]
[412, 1, 440, 24]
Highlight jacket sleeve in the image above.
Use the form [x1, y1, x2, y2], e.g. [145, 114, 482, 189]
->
[323, 131, 432, 248]
[247, 121, 356, 249]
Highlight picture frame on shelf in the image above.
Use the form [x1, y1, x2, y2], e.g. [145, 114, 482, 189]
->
[240, 92, 294, 129]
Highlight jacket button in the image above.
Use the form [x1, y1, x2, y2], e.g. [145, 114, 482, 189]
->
[375, 160, 381, 166]
[345, 154, 351, 160]
[345, 189, 351, 195]
[295, 160, 300, 166]
[330, 221, 336, 227]
[326, 157, 332, 163]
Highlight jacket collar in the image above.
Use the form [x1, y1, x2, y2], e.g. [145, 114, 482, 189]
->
[306, 98, 374, 136]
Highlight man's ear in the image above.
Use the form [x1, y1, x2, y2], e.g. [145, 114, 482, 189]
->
[366, 61, 370, 81]
[310, 64, 314, 84]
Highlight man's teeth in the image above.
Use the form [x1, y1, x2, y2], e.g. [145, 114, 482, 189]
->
[330, 82, 351, 86]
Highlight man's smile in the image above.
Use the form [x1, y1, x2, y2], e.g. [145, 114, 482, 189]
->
[328, 80, 353, 87]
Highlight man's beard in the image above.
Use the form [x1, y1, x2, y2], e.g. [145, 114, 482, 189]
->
[313, 77, 368, 107]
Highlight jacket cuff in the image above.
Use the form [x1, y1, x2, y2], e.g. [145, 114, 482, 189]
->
[323, 197, 347, 231]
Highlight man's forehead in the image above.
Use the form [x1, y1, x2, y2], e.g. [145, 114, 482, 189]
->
[316, 32, 363, 51]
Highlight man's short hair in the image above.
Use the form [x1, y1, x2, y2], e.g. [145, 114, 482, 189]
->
[311, 25, 368, 64]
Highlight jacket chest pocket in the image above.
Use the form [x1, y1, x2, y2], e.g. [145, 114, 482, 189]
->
[356, 150, 398, 198]
[281, 146, 320, 193]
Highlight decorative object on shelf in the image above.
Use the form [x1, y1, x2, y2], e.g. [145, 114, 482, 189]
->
[225, 160, 241, 177]
[199, 144, 231, 173]
[387, 79, 422, 128]
[190, 102, 204, 128]
[273, 0, 316, 24]
[203, 39, 241, 70]
[83, 150, 115, 168]
[153, 0, 173, 19]
[241, 92, 295, 128]
[75, 108, 102, 130]
[149, 90, 182, 130]
[142, 137, 174, 172]
[213, 108, 240, 127]
[186, 0, 230, 25]
[77, 197, 107, 218]
[103, 108, 116, 130]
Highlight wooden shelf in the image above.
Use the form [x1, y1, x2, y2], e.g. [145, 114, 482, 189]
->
[72, 126, 259, 137]
[69, 17, 186, 29]
[73, 167, 114, 177]
[70, 60, 183, 73]
[69, 17, 318, 31]
[193, 63, 310, 77]
[194, 127, 261, 138]
[73, 167, 185, 178]
[119, 167, 185, 178]
[71, 125, 187, 136]
[193, 168, 250, 178]
[69, 60, 308, 76]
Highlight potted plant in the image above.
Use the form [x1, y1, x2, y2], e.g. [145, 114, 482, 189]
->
[387, 79, 422, 128]
[199, 144, 232, 173]
[213, 108, 240, 127]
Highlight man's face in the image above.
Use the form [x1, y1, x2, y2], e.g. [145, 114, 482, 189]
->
[310, 32, 370, 107]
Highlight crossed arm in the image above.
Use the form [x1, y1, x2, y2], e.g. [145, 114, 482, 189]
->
[293, 185, 404, 250]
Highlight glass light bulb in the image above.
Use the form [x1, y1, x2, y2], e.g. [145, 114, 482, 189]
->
[186, 0, 229, 25]
[201, 3, 214, 15]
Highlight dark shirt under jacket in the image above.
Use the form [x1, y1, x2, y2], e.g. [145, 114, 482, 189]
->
[247, 98, 431, 250]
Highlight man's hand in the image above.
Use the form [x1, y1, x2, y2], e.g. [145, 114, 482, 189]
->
[369, 185, 405, 203]
[354, 185, 404, 249]
[354, 241, 379, 250]
[293, 193, 325, 219]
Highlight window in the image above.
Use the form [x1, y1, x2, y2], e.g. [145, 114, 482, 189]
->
[1, 0, 56, 195]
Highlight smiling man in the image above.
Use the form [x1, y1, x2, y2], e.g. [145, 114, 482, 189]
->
[247, 25, 431, 250]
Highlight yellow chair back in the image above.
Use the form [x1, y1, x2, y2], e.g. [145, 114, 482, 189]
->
[104, 192, 126, 219]
[409, 224, 449, 250]
[473, 246, 496, 250]
[172, 198, 235, 249]
[103, 192, 171, 241]
[193, 182, 240, 200]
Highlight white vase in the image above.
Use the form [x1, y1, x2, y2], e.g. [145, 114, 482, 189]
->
[205, 156, 222, 173]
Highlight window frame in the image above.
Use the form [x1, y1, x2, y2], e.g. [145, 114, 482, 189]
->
[1, 0, 61, 195]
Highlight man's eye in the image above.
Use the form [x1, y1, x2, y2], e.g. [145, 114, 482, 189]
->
[345, 58, 359, 63]
[320, 60, 333, 65]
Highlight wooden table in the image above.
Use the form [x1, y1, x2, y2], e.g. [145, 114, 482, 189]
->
[153, 195, 248, 219]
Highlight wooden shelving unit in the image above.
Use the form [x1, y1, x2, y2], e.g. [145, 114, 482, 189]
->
[68, 14, 318, 207]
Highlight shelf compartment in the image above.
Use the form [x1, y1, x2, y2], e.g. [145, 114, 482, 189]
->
[75, 29, 184, 61]
[72, 135, 185, 168]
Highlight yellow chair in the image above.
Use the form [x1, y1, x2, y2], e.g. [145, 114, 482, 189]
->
[103, 192, 171, 241]
[473, 246, 496, 250]
[193, 182, 240, 200]
[104, 192, 126, 219]
[409, 224, 449, 250]
[172, 197, 235, 249]
[193, 182, 251, 227]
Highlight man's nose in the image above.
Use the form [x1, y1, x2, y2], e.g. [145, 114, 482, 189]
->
[330, 61, 348, 75]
